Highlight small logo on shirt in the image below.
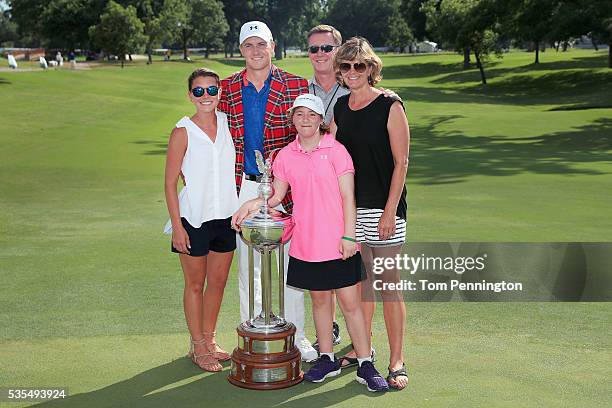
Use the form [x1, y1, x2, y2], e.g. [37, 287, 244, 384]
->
[320, 154, 328, 160]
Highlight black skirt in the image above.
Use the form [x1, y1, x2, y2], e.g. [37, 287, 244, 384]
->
[287, 253, 366, 291]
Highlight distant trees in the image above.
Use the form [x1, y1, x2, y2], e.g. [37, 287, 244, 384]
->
[88, 1, 146, 67]
[3, 0, 611, 68]
[251, 0, 309, 60]
[0, 9, 18, 47]
[127, 0, 189, 64]
[175, 0, 228, 60]
[423, 0, 505, 84]
[326, 0, 412, 47]
[220, 0, 254, 57]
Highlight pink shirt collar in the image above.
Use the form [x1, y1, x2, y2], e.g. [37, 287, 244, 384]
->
[290, 132, 334, 152]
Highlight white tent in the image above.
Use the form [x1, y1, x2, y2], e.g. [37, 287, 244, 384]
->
[417, 41, 438, 53]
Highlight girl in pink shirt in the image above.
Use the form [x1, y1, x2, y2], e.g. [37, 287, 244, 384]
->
[232, 94, 389, 391]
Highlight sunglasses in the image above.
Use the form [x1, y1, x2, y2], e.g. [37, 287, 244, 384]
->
[191, 86, 219, 97]
[339, 62, 368, 74]
[308, 44, 338, 54]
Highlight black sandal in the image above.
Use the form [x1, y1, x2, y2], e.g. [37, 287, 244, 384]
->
[338, 355, 358, 369]
[387, 364, 408, 390]
[338, 343, 376, 369]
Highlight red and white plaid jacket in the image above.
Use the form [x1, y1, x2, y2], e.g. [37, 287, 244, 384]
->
[218, 65, 309, 213]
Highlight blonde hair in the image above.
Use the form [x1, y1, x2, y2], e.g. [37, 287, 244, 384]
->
[333, 37, 383, 86]
[308, 24, 342, 46]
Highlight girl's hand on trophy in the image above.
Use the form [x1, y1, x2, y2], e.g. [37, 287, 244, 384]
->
[231, 209, 246, 231]
[339, 239, 357, 260]
[172, 225, 191, 254]
[232, 199, 262, 230]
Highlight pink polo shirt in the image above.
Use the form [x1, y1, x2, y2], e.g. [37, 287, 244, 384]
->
[273, 133, 355, 262]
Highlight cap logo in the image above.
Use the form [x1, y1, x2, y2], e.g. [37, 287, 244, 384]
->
[250, 25, 258, 30]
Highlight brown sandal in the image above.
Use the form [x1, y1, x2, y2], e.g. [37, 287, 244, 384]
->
[202, 331, 231, 361]
[188, 337, 222, 372]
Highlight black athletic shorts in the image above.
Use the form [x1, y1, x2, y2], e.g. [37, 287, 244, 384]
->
[171, 217, 236, 257]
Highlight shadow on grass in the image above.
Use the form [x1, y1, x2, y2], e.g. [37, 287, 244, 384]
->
[433, 65, 610, 91]
[132, 115, 612, 185]
[216, 58, 248, 68]
[383, 53, 607, 84]
[32, 352, 382, 408]
[409, 116, 612, 185]
[393, 68, 611, 107]
[0, 77, 11, 85]
[132, 139, 167, 156]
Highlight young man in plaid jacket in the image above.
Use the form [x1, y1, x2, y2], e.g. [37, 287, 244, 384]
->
[218, 21, 317, 362]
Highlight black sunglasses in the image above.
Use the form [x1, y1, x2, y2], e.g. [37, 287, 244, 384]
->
[308, 44, 338, 54]
[339, 62, 368, 74]
[191, 85, 219, 97]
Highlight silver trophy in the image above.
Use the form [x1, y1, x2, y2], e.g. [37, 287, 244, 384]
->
[228, 150, 302, 390]
[239, 150, 294, 331]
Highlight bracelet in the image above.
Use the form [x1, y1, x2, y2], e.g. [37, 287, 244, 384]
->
[342, 236, 357, 243]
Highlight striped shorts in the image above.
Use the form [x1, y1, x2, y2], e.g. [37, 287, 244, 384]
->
[355, 208, 406, 247]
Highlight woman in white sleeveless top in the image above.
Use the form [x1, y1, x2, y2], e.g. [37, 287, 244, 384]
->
[164, 68, 239, 372]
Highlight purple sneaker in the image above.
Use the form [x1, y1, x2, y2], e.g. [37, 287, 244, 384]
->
[304, 355, 341, 383]
[356, 361, 389, 392]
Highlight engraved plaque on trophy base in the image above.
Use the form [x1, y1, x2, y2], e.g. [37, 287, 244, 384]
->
[228, 323, 303, 390]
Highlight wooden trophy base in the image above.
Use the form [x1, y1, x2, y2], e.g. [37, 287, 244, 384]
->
[228, 322, 303, 390]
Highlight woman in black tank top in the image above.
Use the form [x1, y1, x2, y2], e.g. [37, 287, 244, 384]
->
[332, 37, 411, 390]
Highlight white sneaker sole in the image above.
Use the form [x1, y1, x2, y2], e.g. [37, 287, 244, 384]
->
[356, 376, 389, 392]
[301, 353, 318, 363]
[306, 368, 341, 383]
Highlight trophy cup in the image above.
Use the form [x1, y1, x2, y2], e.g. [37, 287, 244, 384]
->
[228, 151, 303, 390]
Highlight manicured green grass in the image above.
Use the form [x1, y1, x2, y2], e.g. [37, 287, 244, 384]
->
[0, 49, 611, 407]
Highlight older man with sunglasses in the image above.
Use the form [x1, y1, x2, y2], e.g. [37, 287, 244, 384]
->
[306, 25, 351, 126]
[218, 21, 318, 362]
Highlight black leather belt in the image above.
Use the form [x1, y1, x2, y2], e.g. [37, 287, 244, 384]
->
[244, 174, 263, 182]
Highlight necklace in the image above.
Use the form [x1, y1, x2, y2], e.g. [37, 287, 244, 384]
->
[312, 82, 341, 117]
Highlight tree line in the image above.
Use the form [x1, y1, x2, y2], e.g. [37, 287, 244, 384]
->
[2, 0, 611, 76]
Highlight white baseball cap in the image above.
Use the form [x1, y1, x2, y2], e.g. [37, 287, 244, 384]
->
[239, 21, 273, 44]
[290, 94, 325, 116]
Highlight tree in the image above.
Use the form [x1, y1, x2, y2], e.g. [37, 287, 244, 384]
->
[0, 9, 18, 47]
[585, 0, 612, 68]
[507, 0, 557, 64]
[402, 0, 429, 41]
[386, 4, 414, 52]
[89, 1, 146, 67]
[283, 0, 325, 54]
[8, 0, 48, 46]
[252, 0, 309, 60]
[424, 0, 504, 84]
[220, 0, 254, 57]
[193, 0, 228, 57]
[131, 0, 187, 64]
[547, 1, 589, 52]
[40, 0, 106, 49]
[327, 0, 404, 47]
[175, 0, 228, 60]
